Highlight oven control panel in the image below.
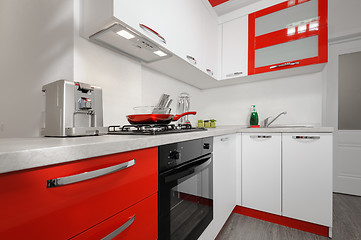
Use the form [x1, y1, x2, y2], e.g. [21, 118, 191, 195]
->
[158, 137, 213, 172]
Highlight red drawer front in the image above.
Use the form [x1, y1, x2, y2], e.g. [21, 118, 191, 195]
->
[71, 193, 158, 240]
[0, 147, 158, 240]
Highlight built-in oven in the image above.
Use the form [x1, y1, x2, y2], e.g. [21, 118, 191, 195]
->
[158, 137, 213, 240]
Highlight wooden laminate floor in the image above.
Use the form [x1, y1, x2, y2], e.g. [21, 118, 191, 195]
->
[216, 193, 361, 240]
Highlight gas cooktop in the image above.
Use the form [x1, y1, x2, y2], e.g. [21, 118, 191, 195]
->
[108, 124, 207, 135]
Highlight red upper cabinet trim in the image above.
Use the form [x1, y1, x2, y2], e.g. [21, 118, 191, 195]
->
[318, 0, 328, 63]
[254, 56, 319, 74]
[208, 0, 230, 7]
[255, 27, 320, 50]
[255, 0, 311, 18]
[248, 0, 328, 75]
[248, 13, 256, 75]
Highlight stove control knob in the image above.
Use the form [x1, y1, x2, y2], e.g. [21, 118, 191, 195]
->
[169, 150, 180, 160]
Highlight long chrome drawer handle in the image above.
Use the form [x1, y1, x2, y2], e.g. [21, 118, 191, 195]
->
[47, 159, 135, 188]
[250, 135, 272, 139]
[270, 61, 299, 69]
[102, 215, 135, 240]
[292, 136, 320, 139]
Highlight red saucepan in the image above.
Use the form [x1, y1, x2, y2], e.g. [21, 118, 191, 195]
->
[126, 111, 197, 125]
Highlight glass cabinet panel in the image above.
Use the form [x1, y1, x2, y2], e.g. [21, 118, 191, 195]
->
[255, 0, 318, 36]
[255, 35, 318, 68]
[248, 0, 327, 75]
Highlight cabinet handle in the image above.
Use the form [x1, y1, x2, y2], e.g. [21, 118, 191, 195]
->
[269, 61, 299, 69]
[226, 72, 242, 77]
[250, 135, 272, 139]
[102, 215, 135, 240]
[221, 137, 229, 142]
[206, 69, 214, 76]
[292, 136, 320, 140]
[47, 159, 135, 188]
[139, 24, 166, 44]
[186, 55, 197, 65]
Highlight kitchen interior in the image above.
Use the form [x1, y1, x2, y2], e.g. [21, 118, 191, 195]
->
[0, 0, 361, 239]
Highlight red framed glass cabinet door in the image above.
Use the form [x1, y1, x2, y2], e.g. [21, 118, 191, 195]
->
[248, 0, 328, 75]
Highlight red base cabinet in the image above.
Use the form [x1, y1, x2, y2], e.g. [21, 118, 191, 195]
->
[0, 147, 158, 240]
[248, 0, 328, 75]
[71, 193, 158, 240]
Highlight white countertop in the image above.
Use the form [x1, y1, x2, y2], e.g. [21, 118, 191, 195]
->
[0, 126, 333, 174]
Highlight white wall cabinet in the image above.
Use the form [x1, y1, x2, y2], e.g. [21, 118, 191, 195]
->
[221, 16, 248, 79]
[241, 133, 281, 215]
[82, 0, 219, 80]
[282, 133, 332, 226]
[113, 0, 171, 48]
[199, 134, 237, 240]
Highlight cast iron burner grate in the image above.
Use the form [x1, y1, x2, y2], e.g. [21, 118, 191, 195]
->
[108, 124, 206, 135]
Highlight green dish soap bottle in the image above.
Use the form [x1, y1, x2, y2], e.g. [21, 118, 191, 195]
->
[250, 105, 259, 127]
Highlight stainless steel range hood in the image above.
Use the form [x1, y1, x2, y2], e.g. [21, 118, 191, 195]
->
[89, 22, 172, 63]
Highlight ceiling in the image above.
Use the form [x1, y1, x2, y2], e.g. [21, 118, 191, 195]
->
[209, 0, 262, 16]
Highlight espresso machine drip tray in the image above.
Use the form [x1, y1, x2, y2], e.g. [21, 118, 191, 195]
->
[65, 127, 108, 136]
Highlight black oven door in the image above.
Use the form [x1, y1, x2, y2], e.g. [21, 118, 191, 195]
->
[159, 155, 213, 240]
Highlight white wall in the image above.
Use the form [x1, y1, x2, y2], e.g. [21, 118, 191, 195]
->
[212, 0, 361, 127]
[140, 67, 203, 126]
[73, 0, 143, 127]
[329, 0, 361, 39]
[1, 0, 360, 138]
[200, 72, 323, 126]
[0, 0, 74, 138]
[0, 0, 201, 138]
[73, 0, 201, 128]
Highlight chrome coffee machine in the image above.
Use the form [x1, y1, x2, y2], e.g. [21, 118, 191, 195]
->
[42, 80, 107, 137]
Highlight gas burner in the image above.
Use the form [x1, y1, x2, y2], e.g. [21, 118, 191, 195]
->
[108, 124, 206, 135]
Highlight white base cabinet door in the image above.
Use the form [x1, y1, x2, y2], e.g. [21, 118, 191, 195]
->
[199, 134, 237, 240]
[282, 133, 333, 227]
[242, 133, 282, 215]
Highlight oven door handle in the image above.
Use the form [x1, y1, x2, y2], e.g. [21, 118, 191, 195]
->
[164, 157, 211, 183]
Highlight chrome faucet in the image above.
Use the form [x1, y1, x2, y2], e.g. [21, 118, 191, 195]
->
[263, 111, 287, 127]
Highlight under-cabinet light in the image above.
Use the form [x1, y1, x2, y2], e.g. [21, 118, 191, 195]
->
[298, 23, 307, 33]
[153, 50, 167, 57]
[309, 21, 319, 31]
[287, 27, 296, 35]
[116, 30, 135, 39]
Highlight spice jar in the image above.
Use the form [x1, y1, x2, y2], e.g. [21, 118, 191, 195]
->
[204, 120, 210, 128]
[210, 119, 216, 128]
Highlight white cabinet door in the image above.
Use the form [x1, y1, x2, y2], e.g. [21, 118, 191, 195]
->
[213, 134, 237, 225]
[114, 0, 171, 48]
[221, 16, 248, 80]
[114, 0, 218, 76]
[199, 134, 236, 240]
[236, 133, 242, 206]
[241, 133, 281, 215]
[282, 133, 332, 227]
